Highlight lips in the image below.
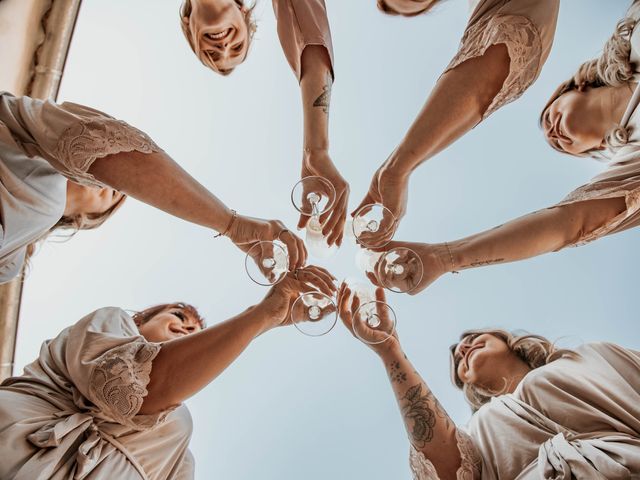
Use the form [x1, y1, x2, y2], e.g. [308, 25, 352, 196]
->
[206, 28, 231, 41]
[464, 345, 481, 368]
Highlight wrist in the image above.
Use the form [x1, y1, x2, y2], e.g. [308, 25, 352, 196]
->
[373, 337, 403, 359]
[383, 147, 417, 179]
[436, 242, 458, 274]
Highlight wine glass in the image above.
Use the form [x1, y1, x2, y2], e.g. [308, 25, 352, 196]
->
[352, 204, 397, 248]
[348, 282, 397, 344]
[244, 240, 289, 286]
[291, 176, 337, 258]
[356, 247, 424, 294]
[291, 291, 337, 337]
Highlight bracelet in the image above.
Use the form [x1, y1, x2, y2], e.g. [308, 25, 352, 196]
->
[445, 242, 459, 274]
[214, 209, 237, 238]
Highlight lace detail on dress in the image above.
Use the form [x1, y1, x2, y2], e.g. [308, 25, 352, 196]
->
[54, 119, 162, 187]
[88, 341, 169, 429]
[409, 430, 481, 480]
[445, 14, 543, 119]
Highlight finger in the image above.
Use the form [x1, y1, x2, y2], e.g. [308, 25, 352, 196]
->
[323, 196, 347, 245]
[369, 240, 403, 253]
[304, 266, 337, 293]
[303, 265, 337, 282]
[350, 193, 373, 218]
[294, 231, 308, 269]
[297, 214, 310, 230]
[366, 271, 382, 288]
[298, 270, 335, 297]
[278, 231, 299, 271]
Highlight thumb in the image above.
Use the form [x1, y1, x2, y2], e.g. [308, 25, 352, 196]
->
[350, 192, 374, 218]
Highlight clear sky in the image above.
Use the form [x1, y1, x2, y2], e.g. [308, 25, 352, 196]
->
[15, 1, 638, 478]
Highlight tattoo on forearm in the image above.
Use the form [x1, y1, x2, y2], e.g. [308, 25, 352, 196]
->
[312, 73, 332, 115]
[401, 384, 437, 447]
[390, 361, 408, 384]
[462, 258, 505, 268]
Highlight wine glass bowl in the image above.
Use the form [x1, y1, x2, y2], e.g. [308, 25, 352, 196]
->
[291, 291, 338, 337]
[353, 300, 397, 345]
[291, 176, 336, 217]
[244, 241, 289, 286]
[352, 204, 397, 248]
[376, 247, 424, 293]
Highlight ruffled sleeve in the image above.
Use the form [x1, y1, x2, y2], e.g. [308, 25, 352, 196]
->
[272, 0, 335, 82]
[555, 146, 640, 248]
[445, 0, 559, 119]
[0, 93, 162, 188]
[63, 307, 173, 430]
[409, 429, 482, 480]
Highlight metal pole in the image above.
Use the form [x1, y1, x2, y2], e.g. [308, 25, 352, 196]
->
[0, 0, 82, 381]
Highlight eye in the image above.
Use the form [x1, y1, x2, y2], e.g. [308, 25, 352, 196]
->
[232, 43, 243, 53]
[172, 310, 186, 322]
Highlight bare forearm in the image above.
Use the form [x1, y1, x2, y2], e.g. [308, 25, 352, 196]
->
[89, 150, 233, 233]
[378, 345, 460, 477]
[386, 44, 510, 176]
[447, 197, 627, 270]
[140, 305, 270, 413]
[300, 45, 332, 151]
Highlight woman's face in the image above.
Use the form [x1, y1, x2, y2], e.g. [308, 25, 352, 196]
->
[542, 88, 607, 155]
[138, 307, 203, 343]
[453, 333, 522, 390]
[189, 0, 249, 74]
[65, 182, 124, 217]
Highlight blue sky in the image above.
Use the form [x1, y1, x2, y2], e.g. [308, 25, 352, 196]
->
[16, 1, 638, 478]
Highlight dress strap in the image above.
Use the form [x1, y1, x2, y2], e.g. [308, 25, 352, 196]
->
[619, 82, 640, 128]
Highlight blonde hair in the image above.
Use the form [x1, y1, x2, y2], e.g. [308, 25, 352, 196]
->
[25, 193, 127, 266]
[541, 12, 638, 157]
[179, 0, 257, 75]
[449, 329, 574, 412]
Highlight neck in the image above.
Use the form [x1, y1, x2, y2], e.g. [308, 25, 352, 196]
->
[600, 83, 635, 127]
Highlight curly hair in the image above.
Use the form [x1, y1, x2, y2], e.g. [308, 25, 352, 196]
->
[179, 0, 257, 76]
[541, 13, 638, 157]
[449, 329, 574, 412]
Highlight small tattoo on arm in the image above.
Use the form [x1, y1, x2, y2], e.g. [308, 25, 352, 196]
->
[389, 361, 407, 384]
[312, 73, 332, 115]
[462, 258, 505, 268]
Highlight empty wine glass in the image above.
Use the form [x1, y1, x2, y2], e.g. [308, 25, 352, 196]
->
[356, 247, 424, 294]
[348, 282, 397, 344]
[352, 204, 397, 248]
[244, 240, 289, 286]
[291, 176, 337, 258]
[291, 291, 337, 337]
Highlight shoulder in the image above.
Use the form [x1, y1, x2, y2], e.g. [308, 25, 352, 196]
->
[69, 306, 139, 339]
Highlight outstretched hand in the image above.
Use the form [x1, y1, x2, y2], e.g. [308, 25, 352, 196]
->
[367, 241, 449, 295]
[260, 265, 337, 330]
[337, 282, 399, 353]
[229, 214, 308, 272]
[351, 164, 409, 233]
[298, 150, 349, 247]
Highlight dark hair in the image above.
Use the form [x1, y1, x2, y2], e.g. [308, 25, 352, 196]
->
[377, 0, 439, 17]
[133, 302, 206, 329]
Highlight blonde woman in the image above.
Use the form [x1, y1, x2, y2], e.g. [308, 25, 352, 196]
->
[0, 91, 307, 284]
[366, 2, 640, 295]
[338, 284, 640, 479]
[0, 265, 336, 479]
[180, 0, 349, 246]
[354, 0, 560, 228]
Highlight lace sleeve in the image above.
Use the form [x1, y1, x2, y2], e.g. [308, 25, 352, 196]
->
[53, 118, 162, 187]
[88, 340, 175, 429]
[409, 429, 482, 480]
[445, 14, 542, 119]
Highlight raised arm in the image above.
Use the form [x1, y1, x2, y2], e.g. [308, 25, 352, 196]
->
[273, 0, 349, 246]
[370, 196, 627, 294]
[88, 149, 307, 269]
[353, 44, 510, 222]
[338, 284, 478, 479]
[140, 265, 336, 414]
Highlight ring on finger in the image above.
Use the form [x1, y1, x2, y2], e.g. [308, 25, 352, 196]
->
[277, 229, 289, 241]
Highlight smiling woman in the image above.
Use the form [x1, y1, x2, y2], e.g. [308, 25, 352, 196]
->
[338, 287, 640, 479]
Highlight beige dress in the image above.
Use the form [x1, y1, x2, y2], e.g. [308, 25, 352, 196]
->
[0, 92, 161, 284]
[554, 3, 640, 248]
[0, 307, 193, 480]
[445, 0, 560, 118]
[409, 343, 640, 479]
[272, 0, 335, 81]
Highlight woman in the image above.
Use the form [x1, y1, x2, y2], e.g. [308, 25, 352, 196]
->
[354, 0, 560, 235]
[337, 283, 640, 479]
[366, 3, 640, 295]
[179, 0, 349, 247]
[0, 91, 307, 284]
[0, 265, 336, 479]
